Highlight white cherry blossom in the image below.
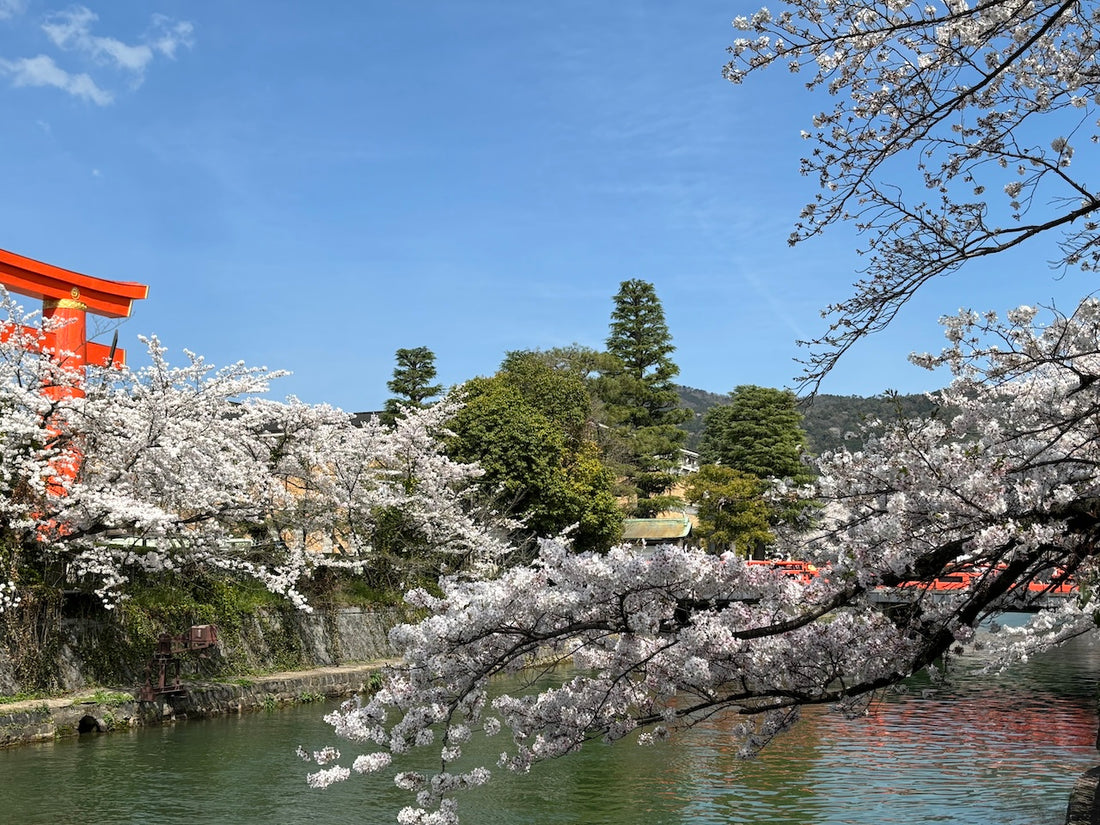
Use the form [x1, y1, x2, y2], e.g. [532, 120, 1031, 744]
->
[316, 300, 1100, 823]
[725, 0, 1100, 385]
[0, 290, 501, 618]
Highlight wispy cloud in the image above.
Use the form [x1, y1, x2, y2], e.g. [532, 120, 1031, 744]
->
[0, 5, 194, 104]
[147, 14, 194, 60]
[43, 6, 193, 77]
[0, 0, 26, 21]
[0, 54, 112, 104]
[44, 6, 152, 72]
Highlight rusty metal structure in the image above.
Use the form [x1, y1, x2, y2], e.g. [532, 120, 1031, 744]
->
[137, 624, 219, 702]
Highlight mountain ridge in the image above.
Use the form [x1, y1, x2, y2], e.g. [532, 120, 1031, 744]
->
[675, 385, 942, 456]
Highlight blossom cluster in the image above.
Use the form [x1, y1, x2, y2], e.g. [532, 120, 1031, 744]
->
[312, 301, 1100, 823]
[725, 0, 1100, 383]
[0, 290, 502, 616]
[0, 580, 19, 613]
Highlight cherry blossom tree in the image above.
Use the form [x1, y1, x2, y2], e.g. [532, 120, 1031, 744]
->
[724, 0, 1100, 384]
[0, 292, 500, 618]
[293, 4, 1100, 819]
[309, 299, 1100, 823]
[259, 396, 513, 590]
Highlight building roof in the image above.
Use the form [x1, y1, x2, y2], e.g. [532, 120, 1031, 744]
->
[621, 516, 692, 541]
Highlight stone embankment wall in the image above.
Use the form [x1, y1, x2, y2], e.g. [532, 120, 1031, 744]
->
[0, 607, 399, 748]
[0, 663, 389, 748]
[214, 606, 396, 675]
[0, 606, 397, 696]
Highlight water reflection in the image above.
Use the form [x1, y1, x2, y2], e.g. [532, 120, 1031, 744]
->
[0, 635, 1097, 825]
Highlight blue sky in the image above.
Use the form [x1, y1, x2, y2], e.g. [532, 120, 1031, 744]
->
[0, 1, 1090, 412]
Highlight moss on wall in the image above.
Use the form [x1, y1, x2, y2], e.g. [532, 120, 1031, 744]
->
[1, 569, 400, 696]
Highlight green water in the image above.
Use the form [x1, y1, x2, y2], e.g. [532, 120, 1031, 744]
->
[2, 637, 1099, 825]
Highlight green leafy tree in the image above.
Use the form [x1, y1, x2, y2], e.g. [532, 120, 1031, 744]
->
[558, 441, 622, 554]
[498, 350, 592, 445]
[447, 361, 621, 553]
[684, 465, 773, 556]
[447, 378, 563, 533]
[525, 344, 615, 384]
[598, 279, 690, 516]
[500, 355, 622, 550]
[513, 344, 631, 480]
[383, 346, 442, 424]
[700, 386, 813, 484]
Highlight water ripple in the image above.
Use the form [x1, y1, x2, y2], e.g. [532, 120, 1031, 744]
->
[1, 637, 1097, 824]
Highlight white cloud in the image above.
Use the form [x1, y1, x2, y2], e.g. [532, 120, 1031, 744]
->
[147, 14, 195, 59]
[0, 0, 26, 21]
[0, 54, 112, 104]
[43, 6, 154, 74]
[0, 6, 194, 104]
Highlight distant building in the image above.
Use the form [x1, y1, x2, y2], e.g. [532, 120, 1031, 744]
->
[621, 514, 693, 547]
[676, 449, 701, 475]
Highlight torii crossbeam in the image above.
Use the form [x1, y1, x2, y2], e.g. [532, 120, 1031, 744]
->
[0, 247, 149, 376]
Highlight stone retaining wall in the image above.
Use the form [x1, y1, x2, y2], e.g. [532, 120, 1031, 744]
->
[0, 606, 400, 748]
[0, 606, 398, 696]
[165, 664, 390, 719]
[0, 662, 391, 748]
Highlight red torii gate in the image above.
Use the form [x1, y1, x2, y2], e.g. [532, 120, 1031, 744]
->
[0, 247, 149, 386]
[0, 248, 148, 495]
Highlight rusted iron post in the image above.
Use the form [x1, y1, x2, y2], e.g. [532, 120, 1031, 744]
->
[137, 625, 219, 703]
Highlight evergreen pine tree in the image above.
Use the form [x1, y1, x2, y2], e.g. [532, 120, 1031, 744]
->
[699, 385, 812, 484]
[383, 346, 442, 424]
[598, 279, 689, 516]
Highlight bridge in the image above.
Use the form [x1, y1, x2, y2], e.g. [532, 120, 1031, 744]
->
[748, 559, 1076, 612]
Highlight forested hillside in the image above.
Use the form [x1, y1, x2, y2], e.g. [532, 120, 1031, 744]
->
[676, 386, 944, 456]
[796, 392, 944, 455]
[675, 385, 730, 450]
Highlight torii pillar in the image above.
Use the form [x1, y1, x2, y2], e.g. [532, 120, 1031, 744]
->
[0, 247, 149, 395]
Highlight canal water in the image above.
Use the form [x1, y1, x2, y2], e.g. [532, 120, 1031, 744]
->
[2, 635, 1099, 825]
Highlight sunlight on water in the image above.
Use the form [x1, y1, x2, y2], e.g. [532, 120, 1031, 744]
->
[1, 635, 1098, 825]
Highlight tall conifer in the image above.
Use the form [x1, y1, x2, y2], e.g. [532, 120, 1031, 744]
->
[598, 279, 689, 516]
[383, 346, 442, 424]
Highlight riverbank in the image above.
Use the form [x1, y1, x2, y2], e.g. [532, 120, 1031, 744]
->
[0, 660, 395, 748]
